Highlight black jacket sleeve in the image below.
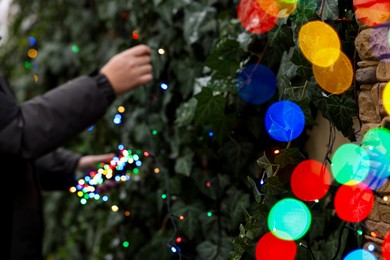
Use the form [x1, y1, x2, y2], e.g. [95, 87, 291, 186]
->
[0, 78, 19, 132]
[35, 148, 81, 191]
[0, 74, 115, 159]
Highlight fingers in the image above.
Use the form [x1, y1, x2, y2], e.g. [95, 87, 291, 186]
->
[133, 55, 151, 66]
[93, 153, 115, 163]
[126, 44, 152, 57]
[137, 74, 153, 85]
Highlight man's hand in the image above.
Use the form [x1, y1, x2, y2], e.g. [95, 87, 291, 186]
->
[77, 153, 115, 171]
[100, 44, 153, 95]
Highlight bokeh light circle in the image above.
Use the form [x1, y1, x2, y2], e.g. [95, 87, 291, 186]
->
[353, 0, 390, 27]
[257, 0, 298, 18]
[362, 127, 390, 157]
[343, 249, 377, 260]
[237, 0, 278, 34]
[291, 160, 332, 201]
[313, 51, 353, 94]
[382, 82, 390, 116]
[383, 232, 390, 259]
[268, 198, 311, 240]
[265, 100, 305, 142]
[362, 147, 390, 190]
[334, 183, 374, 223]
[330, 143, 370, 185]
[236, 64, 277, 105]
[298, 21, 341, 67]
[255, 232, 297, 260]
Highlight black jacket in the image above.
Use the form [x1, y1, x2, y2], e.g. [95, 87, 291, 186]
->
[0, 74, 114, 259]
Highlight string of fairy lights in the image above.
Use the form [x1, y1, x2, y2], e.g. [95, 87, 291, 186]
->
[69, 30, 190, 258]
[20, 1, 390, 258]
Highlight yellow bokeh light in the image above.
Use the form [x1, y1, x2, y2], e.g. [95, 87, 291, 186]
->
[298, 21, 341, 67]
[383, 81, 390, 116]
[28, 48, 38, 59]
[111, 205, 119, 212]
[158, 48, 165, 55]
[257, 0, 297, 18]
[118, 106, 125, 113]
[313, 51, 353, 94]
[69, 187, 76, 193]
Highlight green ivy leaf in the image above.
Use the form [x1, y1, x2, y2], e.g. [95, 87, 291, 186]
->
[310, 87, 358, 141]
[205, 39, 245, 76]
[268, 25, 294, 48]
[196, 238, 233, 260]
[211, 113, 236, 143]
[290, 0, 318, 24]
[257, 152, 277, 177]
[247, 176, 263, 203]
[260, 176, 288, 199]
[274, 148, 303, 168]
[321, 0, 339, 20]
[171, 201, 204, 239]
[175, 98, 197, 127]
[327, 95, 358, 139]
[194, 87, 226, 125]
[296, 97, 318, 126]
[224, 187, 251, 230]
[174, 149, 194, 177]
[291, 47, 313, 80]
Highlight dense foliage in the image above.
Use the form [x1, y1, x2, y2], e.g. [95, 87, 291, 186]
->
[0, 0, 360, 259]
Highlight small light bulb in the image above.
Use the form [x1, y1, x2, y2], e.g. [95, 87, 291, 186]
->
[158, 48, 165, 55]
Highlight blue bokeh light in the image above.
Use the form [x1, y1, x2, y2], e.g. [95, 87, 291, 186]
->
[265, 101, 305, 142]
[236, 64, 277, 105]
[343, 249, 376, 260]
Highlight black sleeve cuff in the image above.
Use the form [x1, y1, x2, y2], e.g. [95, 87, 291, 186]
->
[90, 71, 116, 105]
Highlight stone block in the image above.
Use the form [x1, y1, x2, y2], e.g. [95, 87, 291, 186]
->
[379, 203, 390, 223]
[365, 219, 390, 239]
[356, 67, 378, 83]
[358, 60, 379, 68]
[377, 60, 390, 82]
[378, 83, 389, 117]
[359, 90, 382, 123]
[367, 199, 382, 222]
[355, 24, 390, 61]
[360, 84, 376, 91]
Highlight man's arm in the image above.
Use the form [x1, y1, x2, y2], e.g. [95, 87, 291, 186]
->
[0, 44, 152, 159]
[0, 75, 113, 159]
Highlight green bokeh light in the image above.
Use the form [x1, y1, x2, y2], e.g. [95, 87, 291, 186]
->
[71, 44, 80, 53]
[24, 61, 32, 69]
[268, 198, 311, 241]
[331, 143, 370, 185]
[123, 241, 130, 248]
[161, 194, 167, 199]
[361, 127, 390, 157]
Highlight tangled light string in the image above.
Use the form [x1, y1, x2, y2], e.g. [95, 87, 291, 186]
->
[69, 145, 155, 204]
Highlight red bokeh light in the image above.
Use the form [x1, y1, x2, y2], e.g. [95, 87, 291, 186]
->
[291, 160, 332, 201]
[237, 0, 278, 34]
[255, 232, 296, 260]
[334, 183, 374, 222]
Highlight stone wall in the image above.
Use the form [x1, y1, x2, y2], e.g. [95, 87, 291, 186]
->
[355, 14, 390, 258]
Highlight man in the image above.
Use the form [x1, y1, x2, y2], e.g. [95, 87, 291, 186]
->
[0, 44, 153, 259]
